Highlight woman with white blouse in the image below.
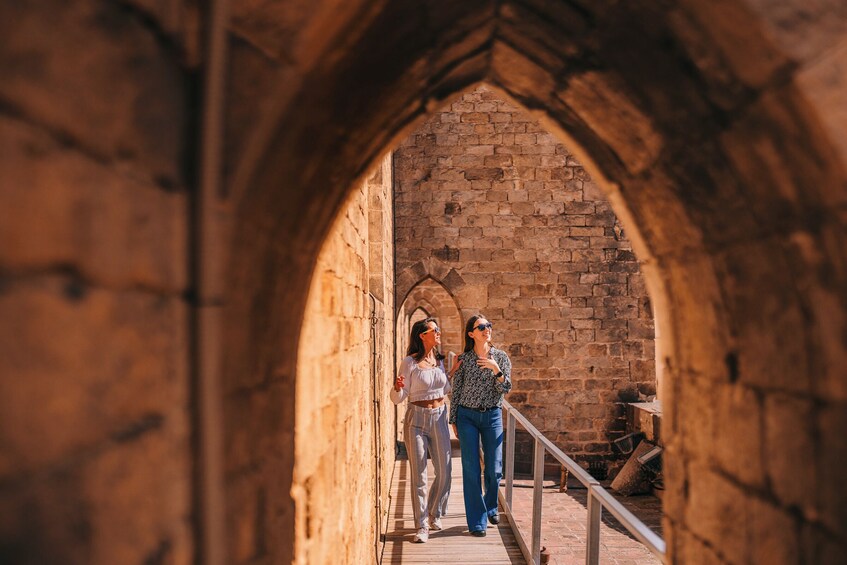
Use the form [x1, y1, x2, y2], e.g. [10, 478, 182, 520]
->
[449, 314, 512, 536]
[390, 318, 459, 543]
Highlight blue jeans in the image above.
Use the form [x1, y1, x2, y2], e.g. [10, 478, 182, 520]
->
[456, 405, 503, 532]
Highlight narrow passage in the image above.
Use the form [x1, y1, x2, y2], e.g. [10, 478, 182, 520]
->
[383, 442, 524, 565]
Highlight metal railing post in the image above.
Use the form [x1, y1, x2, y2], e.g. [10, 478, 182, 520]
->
[505, 409, 516, 509]
[586, 486, 601, 565]
[531, 437, 544, 565]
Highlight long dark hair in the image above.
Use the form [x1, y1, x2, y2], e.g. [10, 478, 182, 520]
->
[406, 317, 445, 362]
[463, 314, 488, 352]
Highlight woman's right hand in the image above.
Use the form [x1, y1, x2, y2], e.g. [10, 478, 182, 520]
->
[394, 374, 405, 392]
[451, 424, 458, 441]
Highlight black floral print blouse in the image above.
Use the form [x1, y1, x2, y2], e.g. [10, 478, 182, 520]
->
[449, 346, 512, 424]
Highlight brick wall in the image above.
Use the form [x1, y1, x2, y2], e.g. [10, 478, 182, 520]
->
[294, 155, 396, 565]
[394, 86, 656, 469]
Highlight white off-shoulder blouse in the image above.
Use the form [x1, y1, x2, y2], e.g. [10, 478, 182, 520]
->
[389, 355, 452, 404]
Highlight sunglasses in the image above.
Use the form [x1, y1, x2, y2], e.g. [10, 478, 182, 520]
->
[474, 322, 493, 332]
[420, 326, 441, 336]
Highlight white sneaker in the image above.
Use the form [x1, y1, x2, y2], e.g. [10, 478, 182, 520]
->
[429, 516, 443, 531]
[414, 527, 429, 543]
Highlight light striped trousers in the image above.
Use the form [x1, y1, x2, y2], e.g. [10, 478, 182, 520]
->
[404, 403, 452, 529]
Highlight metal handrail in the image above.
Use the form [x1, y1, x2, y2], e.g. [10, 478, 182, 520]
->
[499, 400, 667, 565]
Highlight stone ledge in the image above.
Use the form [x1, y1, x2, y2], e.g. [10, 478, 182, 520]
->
[627, 400, 662, 444]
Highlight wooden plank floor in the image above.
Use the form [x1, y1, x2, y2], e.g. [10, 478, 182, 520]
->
[382, 443, 526, 565]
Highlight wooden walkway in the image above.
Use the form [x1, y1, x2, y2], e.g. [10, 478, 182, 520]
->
[382, 445, 525, 565]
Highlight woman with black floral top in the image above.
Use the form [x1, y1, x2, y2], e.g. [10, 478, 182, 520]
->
[449, 314, 512, 536]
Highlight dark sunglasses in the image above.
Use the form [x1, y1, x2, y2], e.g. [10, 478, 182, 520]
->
[420, 326, 441, 335]
[474, 322, 493, 332]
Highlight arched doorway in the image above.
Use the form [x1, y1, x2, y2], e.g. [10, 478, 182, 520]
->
[398, 277, 464, 362]
[224, 3, 847, 563]
[4, 2, 846, 564]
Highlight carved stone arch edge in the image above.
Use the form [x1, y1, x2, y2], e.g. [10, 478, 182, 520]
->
[410, 305, 432, 318]
[395, 257, 468, 316]
[397, 268, 467, 360]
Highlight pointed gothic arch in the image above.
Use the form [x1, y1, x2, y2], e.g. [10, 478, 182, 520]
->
[398, 277, 464, 361]
[395, 257, 469, 317]
[223, 3, 847, 561]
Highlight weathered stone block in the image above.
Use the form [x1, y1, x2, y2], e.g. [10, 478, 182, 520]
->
[0, 117, 188, 291]
[0, 0, 187, 185]
[713, 383, 766, 488]
[685, 464, 750, 558]
[748, 493, 800, 564]
[557, 71, 662, 174]
[818, 403, 847, 535]
[678, 376, 717, 462]
[0, 276, 188, 479]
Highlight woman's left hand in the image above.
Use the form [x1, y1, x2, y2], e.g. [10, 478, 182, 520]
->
[476, 358, 500, 374]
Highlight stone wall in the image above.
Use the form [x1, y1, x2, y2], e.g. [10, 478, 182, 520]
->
[294, 155, 396, 565]
[367, 157, 400, 515]
[5, 2, 847, 563]
[394, 86, 656, 469]
[0, 1, 194, 562]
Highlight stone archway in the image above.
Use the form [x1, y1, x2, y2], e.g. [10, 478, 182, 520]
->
[4, 2, 846, 564]
[225, 3, 847, 563]
[395, 257, 473, 317]
[400, 277, 464, 361]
